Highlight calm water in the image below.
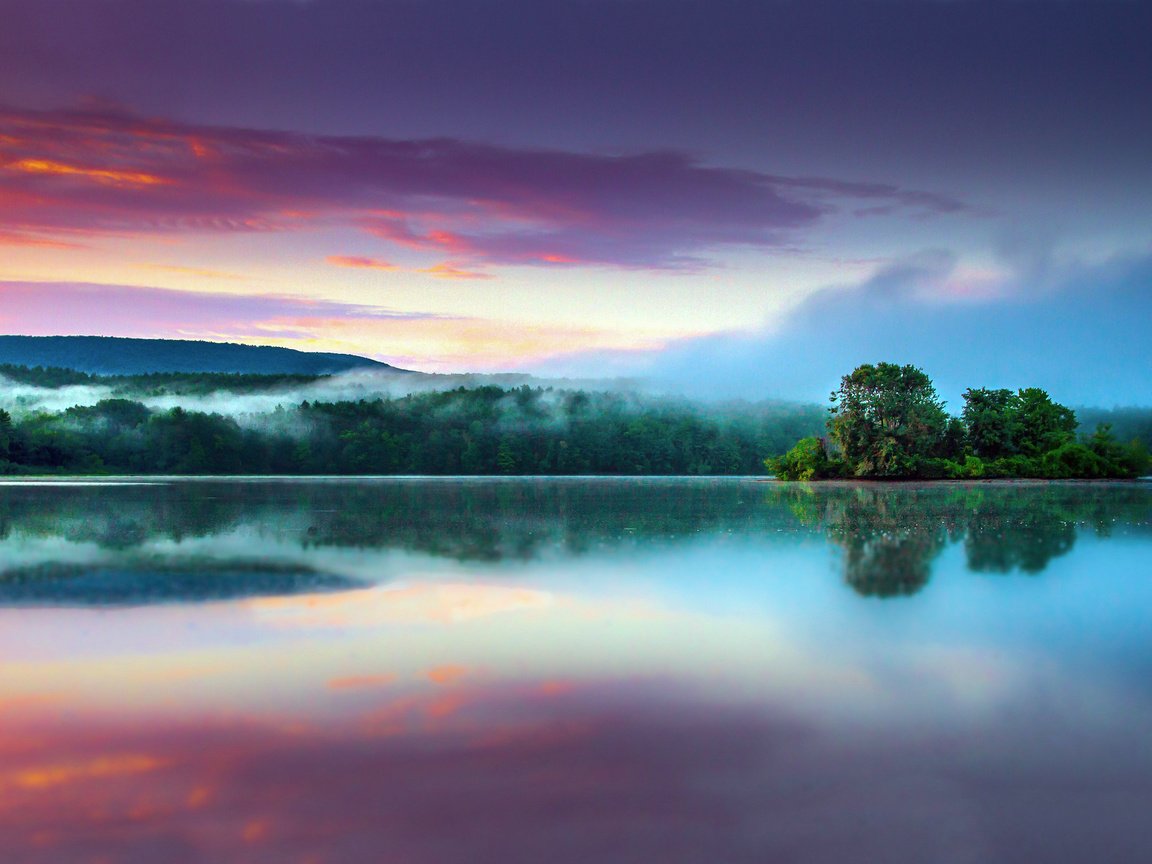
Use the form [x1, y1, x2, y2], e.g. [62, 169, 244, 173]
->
[1, 477, 1150, 863]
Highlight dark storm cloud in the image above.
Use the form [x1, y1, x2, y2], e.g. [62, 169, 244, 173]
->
[0, 106, 962, 268]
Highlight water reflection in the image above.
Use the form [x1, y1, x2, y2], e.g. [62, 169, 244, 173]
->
[0, 561, 361, 606]
[770, 482, 1150, 596]
[1, 479, 1151, 862]
[3, 676, 1151, 864]
[0, 479, 1147, 604]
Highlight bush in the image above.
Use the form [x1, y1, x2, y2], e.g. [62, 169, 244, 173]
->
[962, 455, 986, 478]
[766, 437, 843, 480]
[1040, 443, 1106, 478]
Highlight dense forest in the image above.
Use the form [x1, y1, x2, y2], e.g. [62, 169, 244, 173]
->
[0, 363, 326, 394]
[769, 363, 1151, 480]
[0, 374, 825, 475]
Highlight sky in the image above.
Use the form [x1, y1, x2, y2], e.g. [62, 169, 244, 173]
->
[0, 0, 1150, 406]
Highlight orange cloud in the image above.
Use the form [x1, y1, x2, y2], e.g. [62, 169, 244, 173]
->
[0, 230, 85, 249]
[7, 158, 170, 188]
[326, 255, 400, 271]
[141, 263, 244, 280]
[327, 254, 491, 280]
[417, 262, 493, 280]
[2, 754, 166, 792]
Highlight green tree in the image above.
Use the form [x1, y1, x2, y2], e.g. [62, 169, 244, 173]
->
[1013, 387, 1077, 457]
[0, 408, 11, 461]
[828, 363, 949, 477]
[962, 387, 1019, 458]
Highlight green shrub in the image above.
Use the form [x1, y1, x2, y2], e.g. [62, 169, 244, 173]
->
[1041, 442, 1106, 478]
[766, 437, 843, 481]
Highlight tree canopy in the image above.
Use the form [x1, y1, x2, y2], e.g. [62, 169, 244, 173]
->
[769, 363, 1149, 480]
[828, 362, 949, 478]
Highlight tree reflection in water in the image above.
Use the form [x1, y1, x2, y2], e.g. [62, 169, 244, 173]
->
[770, 481, 1151, 597]
[0, 479, 1147, 604]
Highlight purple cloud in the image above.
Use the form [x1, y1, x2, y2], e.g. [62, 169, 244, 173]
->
[0, 280, 437, 339]
[0, 105, 967, 269]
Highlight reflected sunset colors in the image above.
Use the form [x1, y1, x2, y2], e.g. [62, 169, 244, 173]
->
[1, 478, 1151, 863]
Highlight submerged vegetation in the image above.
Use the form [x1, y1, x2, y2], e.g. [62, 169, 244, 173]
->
[768, 362, 1150, 480]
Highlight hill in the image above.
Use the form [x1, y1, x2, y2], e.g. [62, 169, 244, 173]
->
[0, 336, 406, 376]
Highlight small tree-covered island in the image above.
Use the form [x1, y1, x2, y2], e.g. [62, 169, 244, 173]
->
[768, 363, 1150, 481]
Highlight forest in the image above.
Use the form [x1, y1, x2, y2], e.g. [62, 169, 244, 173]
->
[1, 363, 1149, 477]
[769, 363, 1151, 480]
[0, 373, 824, 475]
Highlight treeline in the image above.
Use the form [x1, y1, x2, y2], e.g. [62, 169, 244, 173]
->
[0, 363, 324, 394]
[0, 335, 389, 375]
[770, 363, 1151, 480]
[0, 385, 825, 475]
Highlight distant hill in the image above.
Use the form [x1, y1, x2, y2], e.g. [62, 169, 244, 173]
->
[0, 336, 408, 376]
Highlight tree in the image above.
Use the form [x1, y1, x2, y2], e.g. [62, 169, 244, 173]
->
[828, 363, 948, 477]
[962, 387, 1019, 458]
[1013, 387, 1076, 457]
[0, 408, 11, 463]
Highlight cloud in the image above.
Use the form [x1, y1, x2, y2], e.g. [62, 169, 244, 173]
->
[325, 255, 400, 271]
[326, 254, 491, 279]
[140, 263, 245, 280]
[0, 280, 436, 339]
[0, 105, 967, 270]
[535, 248, 1152, 407]
[0, 280, 682, 372]
[416, 262, 493, 281]
[0, 229, 85, 249]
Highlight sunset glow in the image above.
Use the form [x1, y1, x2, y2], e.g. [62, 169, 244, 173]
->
[0, 0, 1144, 397]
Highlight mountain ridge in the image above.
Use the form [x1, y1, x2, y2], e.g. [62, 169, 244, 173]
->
[0, 336, 407, 376]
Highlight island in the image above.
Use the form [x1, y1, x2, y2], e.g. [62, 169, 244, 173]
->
[767, 363, 1149, 480]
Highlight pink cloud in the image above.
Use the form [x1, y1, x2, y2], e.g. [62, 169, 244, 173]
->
[325, 254, 490, 280]
[325, 255, 400, 271]
[0, 105, 967, 270]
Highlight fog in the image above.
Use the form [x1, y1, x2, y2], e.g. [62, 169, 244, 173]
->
[0, 368, 648, 428]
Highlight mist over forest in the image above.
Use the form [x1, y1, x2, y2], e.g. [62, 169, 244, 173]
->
[1, 363, 1149, 477]
[0, 366, 825, 475]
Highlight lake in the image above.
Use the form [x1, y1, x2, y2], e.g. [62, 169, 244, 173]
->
[1, 477, 1150, 863]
